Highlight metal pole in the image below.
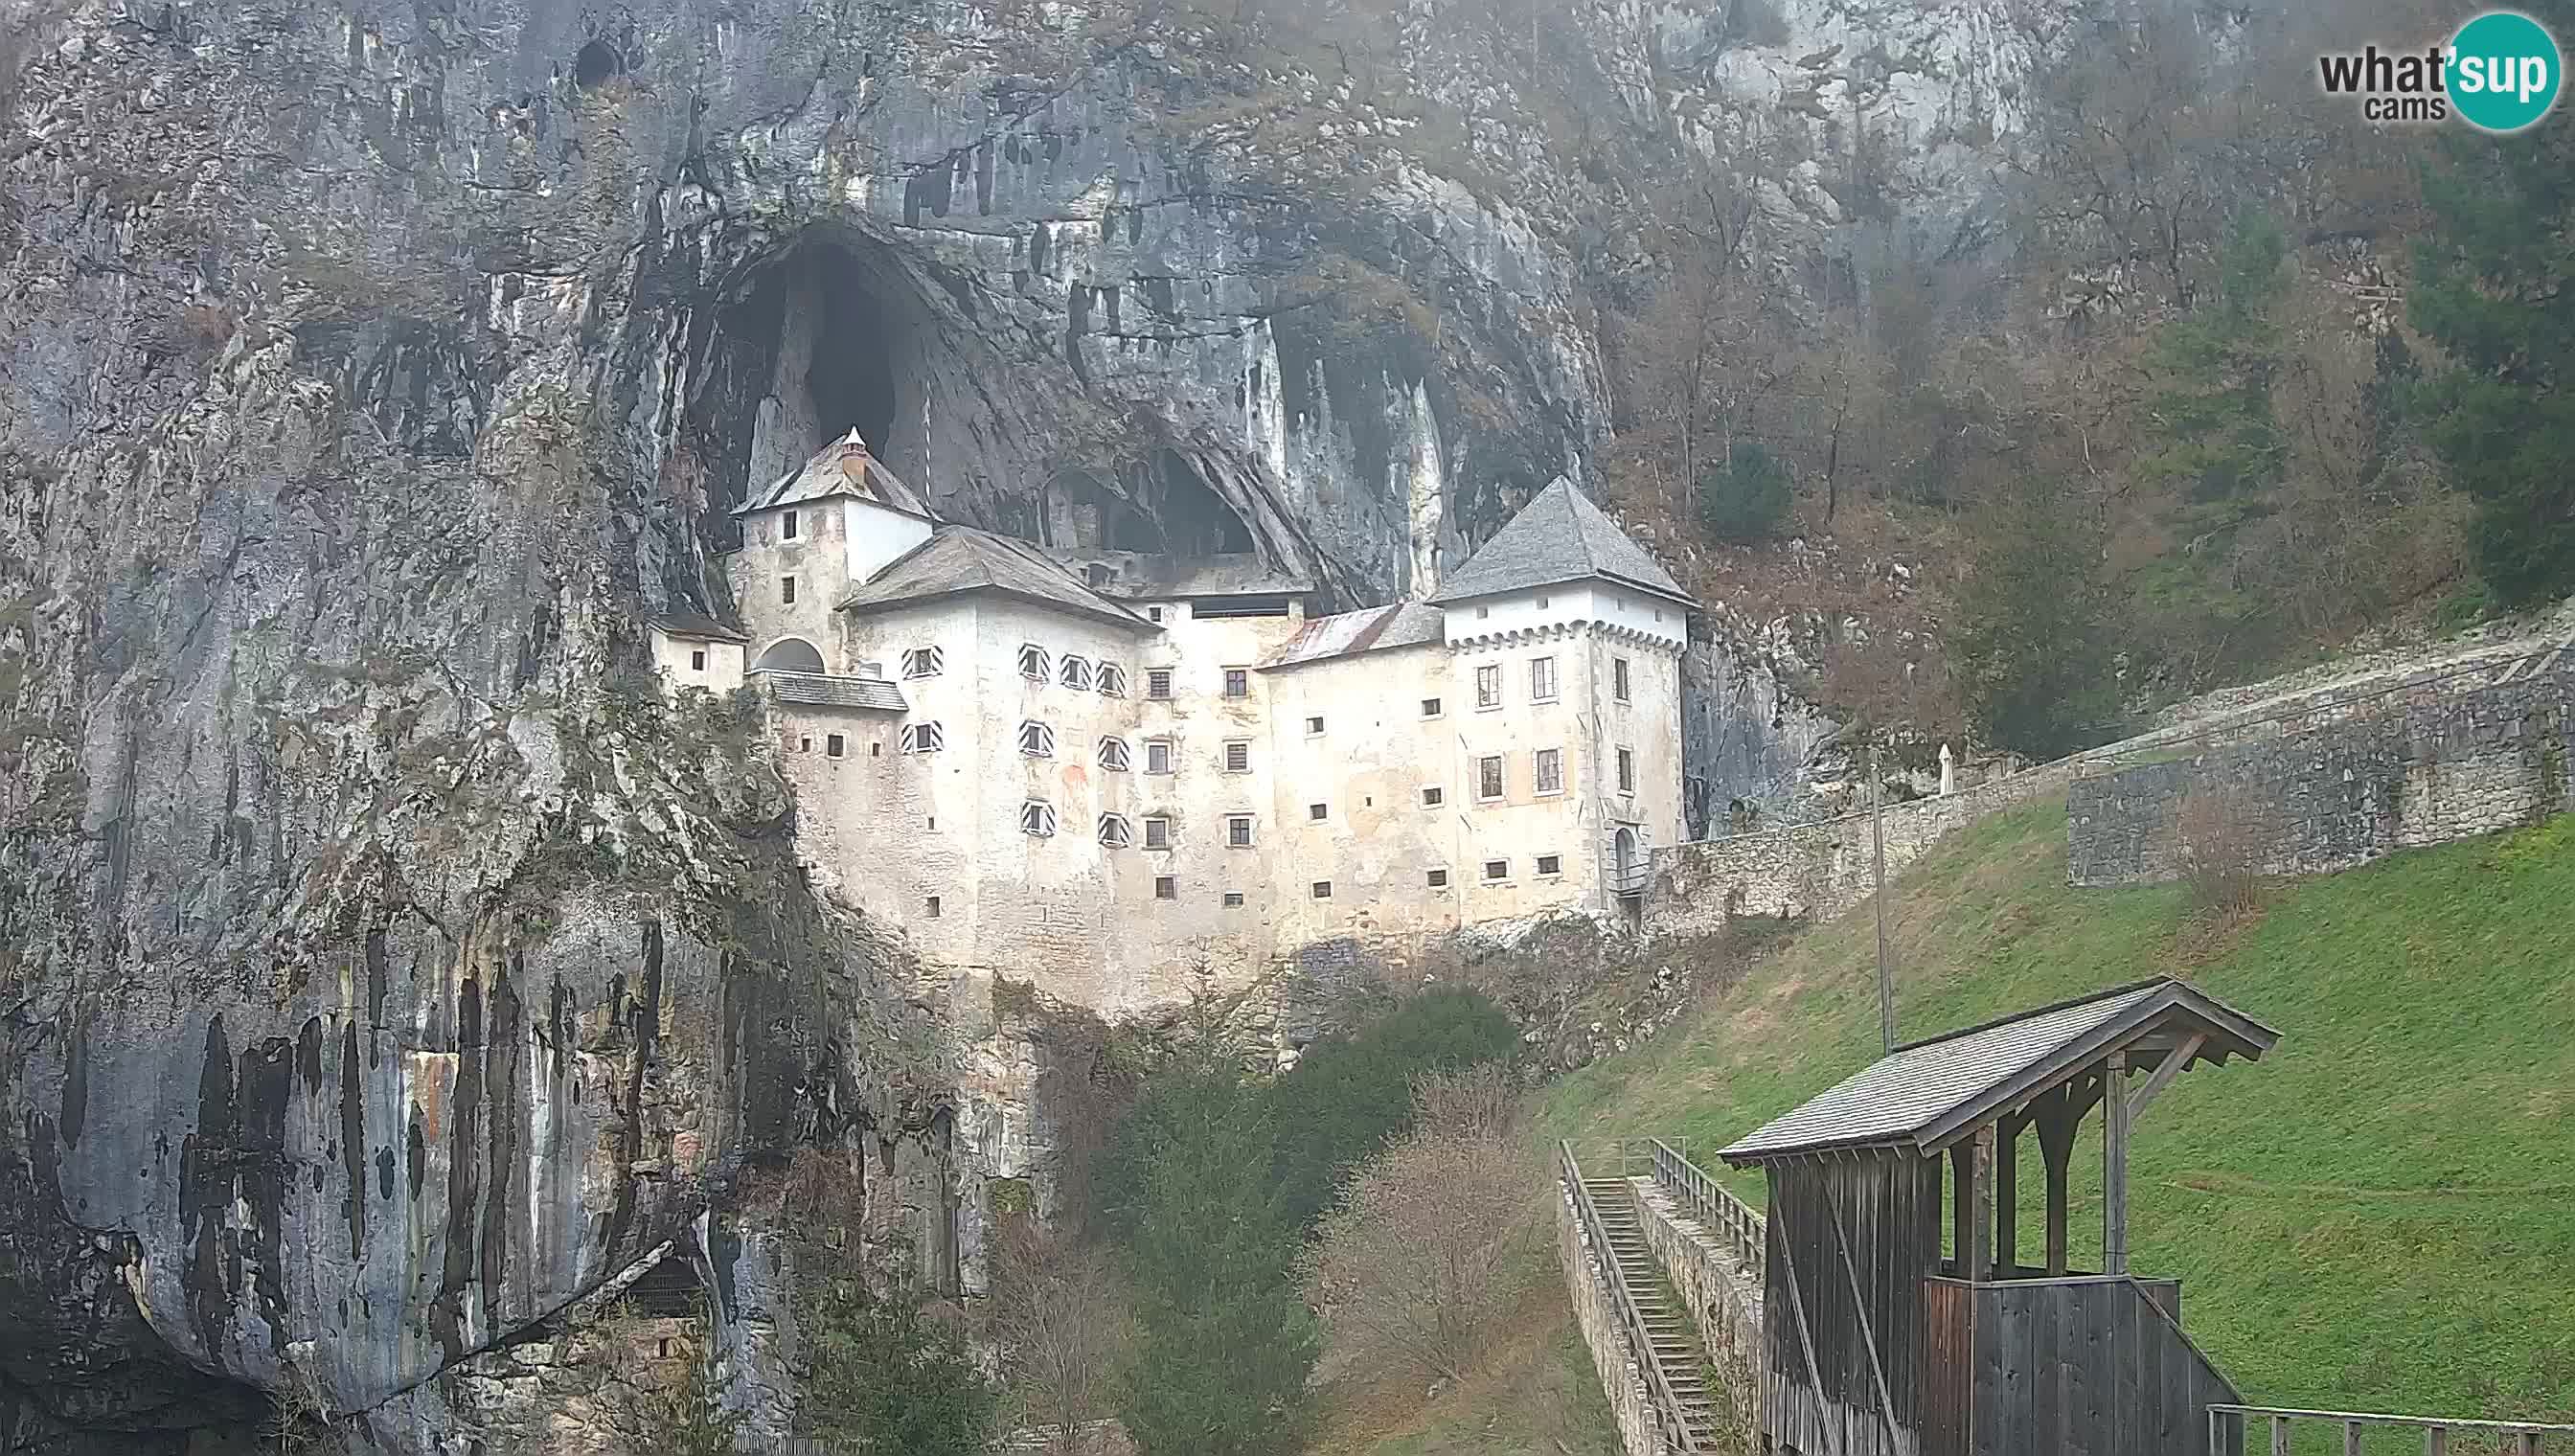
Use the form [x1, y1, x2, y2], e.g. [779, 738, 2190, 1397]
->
[1871, 737, 1894, 1054]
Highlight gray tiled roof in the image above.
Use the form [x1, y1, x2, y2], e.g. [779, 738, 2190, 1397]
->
[1429, 477, 1697, 607]
[734, 430, 932, 518]
[759, 671, 908, 712]
[1717, 978, 2279, 1163]
[1262, 602, 1446, 670]
[838, 527, 1156, 631]
[652, 608, 749, 643]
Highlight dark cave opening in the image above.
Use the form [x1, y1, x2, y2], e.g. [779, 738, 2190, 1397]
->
[1109, 451, 1252, 554]
[572, 40, 620, 88]
[804, 259, 900, 458]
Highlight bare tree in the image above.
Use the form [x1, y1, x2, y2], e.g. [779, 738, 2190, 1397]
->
[1302, 1064, 1536, 1385]
[2172, 788, 2270, 920]
[989, 1219, 1130, 1455]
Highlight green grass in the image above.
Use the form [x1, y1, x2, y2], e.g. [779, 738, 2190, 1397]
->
[1311, 1297, 1625, 1456]
[1545, 802, 2575, 1423]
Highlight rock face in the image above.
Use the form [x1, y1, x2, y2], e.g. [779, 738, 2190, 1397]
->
[0, 0, 2084, 1447]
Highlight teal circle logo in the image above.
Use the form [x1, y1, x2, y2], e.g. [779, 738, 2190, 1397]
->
[2449, 11, 2562, 132]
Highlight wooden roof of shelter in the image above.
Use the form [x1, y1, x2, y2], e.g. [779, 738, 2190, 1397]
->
[1718, 977, 2278, 1165]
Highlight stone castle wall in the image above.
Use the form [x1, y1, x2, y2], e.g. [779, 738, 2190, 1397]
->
[2067, 661, 2575, 886]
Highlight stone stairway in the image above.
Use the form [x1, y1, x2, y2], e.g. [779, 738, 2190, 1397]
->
[1583, 1174, 1725, 1451]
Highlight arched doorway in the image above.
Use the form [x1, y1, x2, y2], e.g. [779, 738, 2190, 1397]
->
[1613, 827, 1641, 897]
[754, 637, 826, 673]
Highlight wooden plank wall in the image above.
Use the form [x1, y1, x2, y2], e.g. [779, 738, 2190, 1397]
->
[1949, 1276, 2241, 1456]
[1763, 1154, 1944, 1456]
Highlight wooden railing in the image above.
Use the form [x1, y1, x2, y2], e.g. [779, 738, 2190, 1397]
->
[1559, 1141, 1707, 1455]
[1650, 1138, 1766, 1279]
[2209, 1405, 2575, 1455]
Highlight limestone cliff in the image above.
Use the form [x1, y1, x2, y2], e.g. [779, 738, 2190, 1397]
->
[0, 0, 2084, 1447]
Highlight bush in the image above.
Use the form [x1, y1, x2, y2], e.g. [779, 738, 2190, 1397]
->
[1697, 441, 1793, 544]
[2173, 790, 2269, 920]
[1946, 477, 2121, 760]
[798, 1283, 998, 1455]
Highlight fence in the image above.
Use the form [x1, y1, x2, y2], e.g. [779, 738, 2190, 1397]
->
[1560, 1141, 1710, 1455]
[1648, 1139, 1764, 1278]
[2209, 1405, 2575, 1454]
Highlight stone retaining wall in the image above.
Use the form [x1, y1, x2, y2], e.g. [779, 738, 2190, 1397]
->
[2068, 662, 2574, 885]
[1643, 758, 2085, 935]
[1557, 1180, 1671, 1456]
[1629, 1178, 1762, 1448]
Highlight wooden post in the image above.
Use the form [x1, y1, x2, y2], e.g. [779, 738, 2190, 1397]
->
[2037, 1084, 2076, 1277]
[2426, 1426, 2448, 1456]
[1970, 1124, 1996, 1282]
[1995, 1115, 2020, 1278]
[1951, 1141, 1975, 1278]
[2345, 1422, 2364, 1456]
[2104, 1052, 2131, 1276]
[2270, 1416, 2291, 1456]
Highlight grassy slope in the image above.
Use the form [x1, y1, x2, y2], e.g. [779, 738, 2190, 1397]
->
[1309, 1292, 1626, 1456]
[1545, 801, 2575, 1421]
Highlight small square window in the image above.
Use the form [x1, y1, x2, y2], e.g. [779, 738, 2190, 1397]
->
[1097, 662, 1127, 696]
[1426, 868, 1449, 888]
[798, 736, 812, 753]
[783, 510, 800, 540]
[901, 647, 944, 679]
[1154, 875, 1177, 899]
[1475, 604, 1491, 620]
[1421, 786, 1444, 808]
[1021, 801, 1058, 837]
[1537, 854, 1562, 877]
[1536, 593, 1550, 609]
[1228, 815, 1255, 848]
[902, 722, 946, 754]
[871, 741, 881, 757]
[1149, 605, 1166, 624]
[1224, 740, 1251, 773]
[1146, 739, 1174, 775]
[1147, 669, 1174, 699]
[1305, 716, 1325, 736]
[1222, 891, 1245, 908]
[826, 734, 846, 758]
[1144, 817, 1171, 850]
[690, 649, 706, 671]
[1617, 748, 1635, 794]
[1223, 668, 1249, 698]
[1018, 644, 1051, 681]
[1422, 696, 1443, 718]
[1310, 880, 1333, 899]
[782, 576, 797, 604]
[1308, 803, 1327, 822]
[925, 896, 942, 919]
[1483, 859, 1510, 882]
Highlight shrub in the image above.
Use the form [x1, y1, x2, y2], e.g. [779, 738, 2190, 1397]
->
[1946, 476, 2121, 760]
[2173, 789, 2269, 920]
[1697, 441, 1793, 543]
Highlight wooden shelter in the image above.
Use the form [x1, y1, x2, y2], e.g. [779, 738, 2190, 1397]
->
[1717, 977, 2281, 1456]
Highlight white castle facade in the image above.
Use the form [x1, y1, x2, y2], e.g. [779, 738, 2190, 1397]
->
[651, 434, 1695, 1017]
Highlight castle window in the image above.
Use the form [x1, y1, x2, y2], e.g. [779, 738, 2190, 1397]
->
[1426, 868, 1449, 888]
[1421, 696, 1442, 719]
[1098, 662, 1128, 696]
[1537, 854, 1562, 877]
[1530, 655, 1558, 702]
[1018, 644, 1051, 681]
[1421, 786, 1444, 808]
[1154, 875, 1177, 899]
[1536, 593, 1550, 609]
[1476, 605, 1491, 620]
[901, 722, 945, 754]
[1536, 747, 1563, 796]
[1617, 748, 1635, 794]
[1060, 655, 1093, 691]
[1021, 801, 1058, 837]
[1475, 664, 1501, 709]
[1144, 816, 1172, 850]
[798, 735, 813, 753]
[1148, 606, 1166, 624]
[826, 734, 846, 758]
[1146, 739, 1174, 775]
[1223, 739, 1251, 773]
[1483, 859, 1509, 882]
[782, 576, 798, 604]
[1098, 814, 1132, 849]
[901, 647, 944, 679]
[1478, 756, 1505, 802]
[1308, 803, 1327, 822]
[1227, 815, 1255, 848]
[1099, 737, 1131, 771]
[1222, 891, 1245, 908]
[783, 510, 801, 540]
[1018, 720, 1057, 758]
[1305, 715, 1325, 737]
[1310, 881, 1333, 899]
[1223, 668, 1249, 698]
[1147, 669, 1174, 699]
[925, 897, 941, 918]
[1613, 657, 1631, 702]
[690, 649, 706, 671]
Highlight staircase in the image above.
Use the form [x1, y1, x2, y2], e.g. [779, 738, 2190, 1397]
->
[1581, 1172, 1725, 1451]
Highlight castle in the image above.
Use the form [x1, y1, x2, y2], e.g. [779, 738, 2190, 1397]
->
[651, 433, 1695, 1017]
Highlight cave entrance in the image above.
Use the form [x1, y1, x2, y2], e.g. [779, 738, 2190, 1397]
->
[729, 236, 934, 506]
[807, 262, 899, 459]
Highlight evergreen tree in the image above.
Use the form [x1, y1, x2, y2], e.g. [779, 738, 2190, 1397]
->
[1946, 477, 2121, 759]
[798, 1282, 998, 1455]
[1697, 441, 1794, 543]
[2145, 214, 2290, 505]
[2410, 41, 2575, 607]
